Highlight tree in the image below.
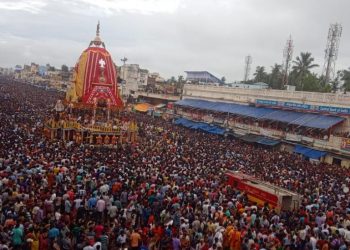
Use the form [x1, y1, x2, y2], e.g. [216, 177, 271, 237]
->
[341, 68, 350, 93]
[301, 73, 322, 92]
[221, 76, 226, 83]
[61, 64, 69, 72]
[330, 71, 342, 93]
[292, 52, 319, 90]
[253, 66, 268, 82]
[176, 75, 185, 95]
[268, 64, 283, 89]
[169, 76, 176, 83]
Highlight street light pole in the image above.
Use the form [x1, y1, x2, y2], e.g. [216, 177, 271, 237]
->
[120, 57, 128, 100]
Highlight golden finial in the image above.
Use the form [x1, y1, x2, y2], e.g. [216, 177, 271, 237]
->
[90, 20, 105, 48]
[96, 20, 100, 37]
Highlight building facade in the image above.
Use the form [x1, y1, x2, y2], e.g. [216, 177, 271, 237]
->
[178, 84, 350, 167]
[120, 64, 149, 96]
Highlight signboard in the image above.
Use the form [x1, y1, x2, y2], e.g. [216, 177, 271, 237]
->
[284, 102, 311, 110]
[318, 106, 350, 114]
[256, 99, 278, 106]
[256, 99, 350, 115]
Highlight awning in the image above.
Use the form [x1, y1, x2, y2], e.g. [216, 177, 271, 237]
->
[134, 103, 153, 112]
[240, 134, 261, 143]
[175, 99, 345, 130]
[256, 138, 280, 146]
[226, 132, 243, 138]
[155, 103, 166, 109]
[294, 144, 312, 154]
[174, 118, 225, 135]
[240, 134, 280, 146]
[294, 145, 327, 159]
[300, 115, 345, 130]
[304, 149, 327, 159]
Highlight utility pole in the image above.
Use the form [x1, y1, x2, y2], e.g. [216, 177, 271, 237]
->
[120, 57, 128, 98]
[322, 23, 342, 85]
[243, 55, 252, 83]
[282, 35, 293, 87]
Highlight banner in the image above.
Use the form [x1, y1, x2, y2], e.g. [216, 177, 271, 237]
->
[256, 99, 350, 115]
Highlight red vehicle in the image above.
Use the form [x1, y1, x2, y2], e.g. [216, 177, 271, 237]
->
[226, 171, 301, 211]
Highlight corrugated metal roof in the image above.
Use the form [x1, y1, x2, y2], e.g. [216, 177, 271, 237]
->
[175, 99, 344, 130]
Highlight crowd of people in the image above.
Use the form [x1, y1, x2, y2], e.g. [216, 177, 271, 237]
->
[0, 78, 349, 250]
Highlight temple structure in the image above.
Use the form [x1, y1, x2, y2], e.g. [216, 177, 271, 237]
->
[66, 21, 123, 107]
[45, 22, 138, 145]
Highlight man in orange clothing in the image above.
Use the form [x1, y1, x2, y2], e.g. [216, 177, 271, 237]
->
[223, 224, 234, 249]
[47, 171, 55, 188]
[230, 226, 241, 250]
[130, 228, 141, 250]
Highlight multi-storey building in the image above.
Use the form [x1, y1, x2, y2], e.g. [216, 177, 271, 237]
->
[119, 64, 149, 96]
[176, 84, 350, 167]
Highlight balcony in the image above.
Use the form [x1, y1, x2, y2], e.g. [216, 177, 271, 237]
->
[136, 91, 181, 101]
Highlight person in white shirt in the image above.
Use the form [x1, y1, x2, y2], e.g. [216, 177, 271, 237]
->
[99, 184, 109, 194]
[344, 226, 350, 243]
[96, 198, 106, 222]
[93, 241, 102, 250]
[214, 228, 223, 245]
[107, 204, 118, 219]
[96, 199, 106, 213]
[117, 232, 127, 247]
[309, 234, 317, 250]
[74, 197, 83, 210]
[83, 245, 94, 250]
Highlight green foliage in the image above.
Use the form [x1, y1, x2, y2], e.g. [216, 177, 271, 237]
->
[253, 66, 268, 83]
[268, 64, 283, 89]
[249, 51, 350, 93]
[61, 64, 69, 72]
[292, 52, 319, 90]
[168, 76, 176, 84]
[330, 71, 342, 93]
[341, 69, 350, 93]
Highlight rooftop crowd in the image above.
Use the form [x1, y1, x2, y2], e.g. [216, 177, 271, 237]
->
[0, 79, 349, 250]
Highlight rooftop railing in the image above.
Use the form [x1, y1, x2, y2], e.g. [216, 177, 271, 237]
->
[184, 84, 350, 106]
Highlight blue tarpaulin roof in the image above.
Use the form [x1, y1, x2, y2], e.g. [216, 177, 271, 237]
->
[256, 137, 280, 146]
[261, 110, 305, 123]
[175, 99, 344, 130]
[240, 134, 280, 146]
[294, 145, 327, 159]
[174, 118, 225, 135]
[240, 134, 261, 143]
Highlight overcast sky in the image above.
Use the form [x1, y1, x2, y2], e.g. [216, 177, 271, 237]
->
[0, 0, 349, 82]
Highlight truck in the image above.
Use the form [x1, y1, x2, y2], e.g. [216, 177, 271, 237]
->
[226, 170, 301, 212]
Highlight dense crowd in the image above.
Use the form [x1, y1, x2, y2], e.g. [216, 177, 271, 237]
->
[0, 79, 349, 250]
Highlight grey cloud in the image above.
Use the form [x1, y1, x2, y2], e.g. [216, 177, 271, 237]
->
[0, 0, 349, 81]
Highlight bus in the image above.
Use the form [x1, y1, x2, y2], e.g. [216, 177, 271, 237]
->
[226, 171, 301, 212]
